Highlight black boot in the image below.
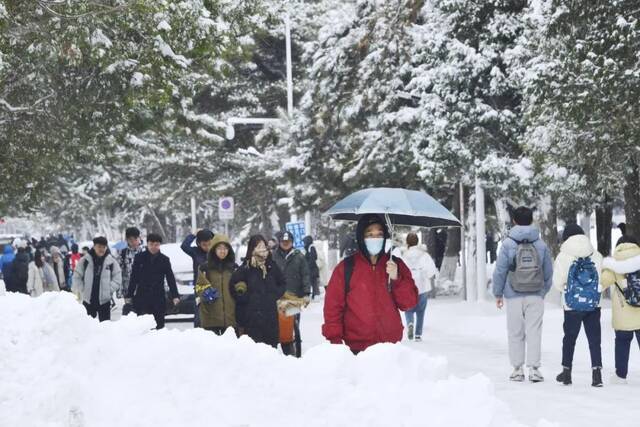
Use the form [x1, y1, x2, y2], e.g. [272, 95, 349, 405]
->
[592, 367, 603, 387]
[556, 367, 572, 385]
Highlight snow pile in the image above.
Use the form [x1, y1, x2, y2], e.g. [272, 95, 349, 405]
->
[0, 293, 547, 427]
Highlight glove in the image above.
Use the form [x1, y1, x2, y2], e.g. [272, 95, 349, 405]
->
[201, 287, 220, 304]
[234, 281, 248, 295]
[303, 296, 311, 307]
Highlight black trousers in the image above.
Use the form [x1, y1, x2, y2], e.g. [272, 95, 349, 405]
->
[293, 313, 302, 358]
[311, 276, 320, 298]
[84, 302, 111, 322]
[615, 330, 640, 378]
[135, 298, 166, 329]
[281, 342, 296, 356]
[562, 308, 602, 368]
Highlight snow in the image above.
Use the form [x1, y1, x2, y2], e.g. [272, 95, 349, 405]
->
[1, 292, 555, 427]
[90, 29, 113, 49]
[157, 20, 172, 32]
[130, 72, 146, 87]
[154, 36, 191, 68]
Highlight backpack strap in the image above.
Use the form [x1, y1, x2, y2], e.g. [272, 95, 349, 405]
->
[343, 255, 354, 301]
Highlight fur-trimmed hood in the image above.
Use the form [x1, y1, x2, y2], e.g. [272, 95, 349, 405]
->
[603, 243, 640, 274]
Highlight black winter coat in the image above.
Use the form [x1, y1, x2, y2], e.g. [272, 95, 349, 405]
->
[10, 252, 30, 294]
[180, 234, 208, 284]
[230, 259, 286, 347]
[272, 248, 311, 297]
[127, 251, 179, 303]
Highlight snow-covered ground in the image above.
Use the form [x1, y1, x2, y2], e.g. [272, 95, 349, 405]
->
[1, 289, 638, 427]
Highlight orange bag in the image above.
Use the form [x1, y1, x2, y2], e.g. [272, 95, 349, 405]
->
[279, 312, 295, 344]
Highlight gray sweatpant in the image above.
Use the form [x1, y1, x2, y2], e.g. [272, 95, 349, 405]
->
[506, 295, 544, 368]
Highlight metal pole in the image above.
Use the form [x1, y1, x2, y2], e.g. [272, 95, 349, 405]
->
[191, 197, 197, 232]
[460, 182, 467, 300]
[224, 220, 229, 237]
[475, 176, 487, 302]
[285, 14, 294, 117]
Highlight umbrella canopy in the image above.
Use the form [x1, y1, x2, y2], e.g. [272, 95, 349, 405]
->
[111, 240, 127, 251]
[325, 187, 460, 228]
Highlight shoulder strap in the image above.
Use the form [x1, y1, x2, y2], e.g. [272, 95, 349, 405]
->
[344, 255, 355, 299]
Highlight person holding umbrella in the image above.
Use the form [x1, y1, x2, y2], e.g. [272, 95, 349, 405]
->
[322, 214, 418, 354]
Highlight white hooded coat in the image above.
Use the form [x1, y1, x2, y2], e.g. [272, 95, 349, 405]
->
[400, 246, 438, 295]
[552, 234, 603, 311]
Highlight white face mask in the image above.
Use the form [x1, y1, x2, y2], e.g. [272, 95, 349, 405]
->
[364, 238, 384, 255]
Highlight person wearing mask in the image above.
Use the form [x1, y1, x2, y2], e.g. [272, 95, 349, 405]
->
[49, 246, 71, 292]
[27, 249, 58, 297]
[323, 214, 418, 354]
[126, 233, 180, 329]
[195, 234, 237, 335]
[272, 231, 311, 357]
[303, 236, 321, 300]
[401, 233, 438, 342]
[181, 228, 214, 327]
[601, 236, 640, 384]
[120, 227, 145, 314]
[230, 235, 286, 347]
[493, 206, 553, 383]
[552, 224, 604, 387]
[72, 237, 122, 322]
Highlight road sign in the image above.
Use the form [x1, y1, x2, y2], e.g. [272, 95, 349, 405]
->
[218, 197, 234, 221]
[285, 221, 306, 250]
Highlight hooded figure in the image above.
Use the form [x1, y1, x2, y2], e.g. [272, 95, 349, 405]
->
[195, 234, 238, 334]
[552, 225, 604, 387]
[601, 238, 640, 383]
[322, 214, 418, 354]
[49, 246, 71, 291]
[1, 245, 16, 291]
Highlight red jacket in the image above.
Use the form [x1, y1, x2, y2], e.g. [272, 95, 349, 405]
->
[322, 252, 418, 352]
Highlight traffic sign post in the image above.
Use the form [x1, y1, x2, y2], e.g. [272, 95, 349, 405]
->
[219, 197, 234, 236]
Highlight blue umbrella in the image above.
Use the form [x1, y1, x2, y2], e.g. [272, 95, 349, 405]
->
[325, 187, 460, 228]
[111, 240, 127, 251]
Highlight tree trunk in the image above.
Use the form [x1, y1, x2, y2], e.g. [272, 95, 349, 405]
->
[623, 157, 640, 239]
[537, 196, 559, 258]
[596, 197, 613, 257]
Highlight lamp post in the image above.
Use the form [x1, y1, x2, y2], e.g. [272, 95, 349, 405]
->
[225, 14, 293, 140]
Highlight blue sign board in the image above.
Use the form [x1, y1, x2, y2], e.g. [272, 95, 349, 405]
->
[285, 221, 306, 250]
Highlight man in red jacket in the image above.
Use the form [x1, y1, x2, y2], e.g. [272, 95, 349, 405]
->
[323, 214, 419, 354]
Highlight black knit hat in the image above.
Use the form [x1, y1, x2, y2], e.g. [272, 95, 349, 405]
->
[562, 223, 584, 242]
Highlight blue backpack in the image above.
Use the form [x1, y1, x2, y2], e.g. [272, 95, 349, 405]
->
[615, 271, 640, 307]
[565, 257, 600, 311]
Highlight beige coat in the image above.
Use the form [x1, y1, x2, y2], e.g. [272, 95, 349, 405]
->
[602, 243, 640, 331]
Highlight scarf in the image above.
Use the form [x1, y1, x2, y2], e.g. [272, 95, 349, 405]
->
[250, 255, 268, 279]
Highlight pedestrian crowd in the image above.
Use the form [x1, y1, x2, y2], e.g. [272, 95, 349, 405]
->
[2, 206, 639, 386]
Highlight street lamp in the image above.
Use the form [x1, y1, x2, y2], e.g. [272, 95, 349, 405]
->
[225, 15, 294, 140]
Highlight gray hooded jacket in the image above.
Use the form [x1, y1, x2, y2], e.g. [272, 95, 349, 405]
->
[72, 251, 122, 305]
